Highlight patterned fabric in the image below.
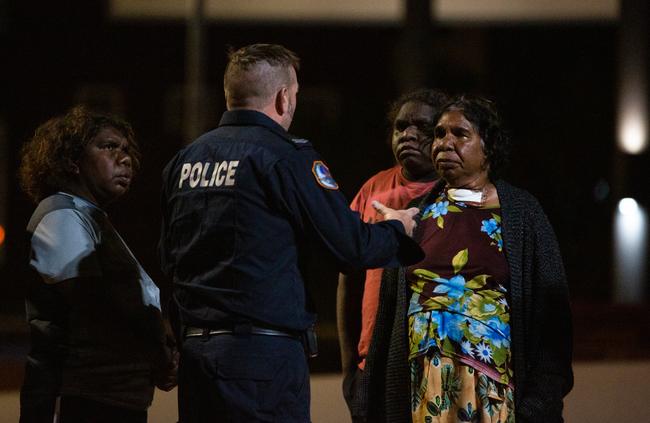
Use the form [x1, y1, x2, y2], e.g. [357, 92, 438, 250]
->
[363, 180, 573, 423]
[407, 190, 514, 421]
[411, 349, 514, 423]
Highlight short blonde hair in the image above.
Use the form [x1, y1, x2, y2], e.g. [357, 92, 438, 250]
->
[224, 43, 300, 109]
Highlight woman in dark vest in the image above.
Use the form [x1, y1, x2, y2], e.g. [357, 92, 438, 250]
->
[19, 106, 177, 423]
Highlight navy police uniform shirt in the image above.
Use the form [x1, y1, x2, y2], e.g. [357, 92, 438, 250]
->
[160, 110, 422, 332]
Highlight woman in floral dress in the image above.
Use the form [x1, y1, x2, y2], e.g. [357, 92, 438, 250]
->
[365, 95, 573, 423]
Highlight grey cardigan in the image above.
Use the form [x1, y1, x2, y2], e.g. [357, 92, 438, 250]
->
[360, 179, 573, 423]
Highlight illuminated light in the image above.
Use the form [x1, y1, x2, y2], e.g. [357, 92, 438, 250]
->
[618, 197, 639, 216]
[613, 199, 647, 303]
[109, 0, 620, 22]
[0, 224, 4, 246]
[618, 110, 648, 154]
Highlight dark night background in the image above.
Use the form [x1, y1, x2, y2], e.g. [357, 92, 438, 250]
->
[1, 0, 648, 381]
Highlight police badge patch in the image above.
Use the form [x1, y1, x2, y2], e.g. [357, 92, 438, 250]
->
[311, 161, 339, 190]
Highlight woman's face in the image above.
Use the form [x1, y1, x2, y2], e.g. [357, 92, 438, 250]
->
[391, 101, 436, 181]
[431, 110, 489, 187]
[76, 126, 134, 206]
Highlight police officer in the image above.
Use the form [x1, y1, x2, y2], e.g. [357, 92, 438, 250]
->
[159, 43, 423, 423]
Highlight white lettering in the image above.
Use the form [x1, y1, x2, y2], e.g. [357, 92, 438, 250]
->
[209, 163, 219, 186]
[200, 162, 211, 187]
[178, 163, 192, 188]
[180, 161, 239, 189]
[225, 161, 239, 186]
[189, 162, 202, 188]
[214, 161, 228, 186]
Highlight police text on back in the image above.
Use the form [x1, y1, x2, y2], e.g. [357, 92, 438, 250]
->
[178, 161, 239, 188]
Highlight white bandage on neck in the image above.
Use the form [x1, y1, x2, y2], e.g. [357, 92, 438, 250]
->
[446, 188, 484, 203]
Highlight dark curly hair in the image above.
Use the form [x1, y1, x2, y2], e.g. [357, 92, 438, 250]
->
[386, 88, 449, 126]
[19, 106, 140, 203]
[436, 95, 510, 180]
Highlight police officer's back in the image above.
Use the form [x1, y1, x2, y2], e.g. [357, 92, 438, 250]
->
[159, 43, 422, 423]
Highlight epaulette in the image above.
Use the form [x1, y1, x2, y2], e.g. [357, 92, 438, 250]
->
[272, 127, 312, 149]
[291, 137, 311, 146]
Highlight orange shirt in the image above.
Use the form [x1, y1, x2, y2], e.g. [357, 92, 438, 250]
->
[349, 165, 437, 369]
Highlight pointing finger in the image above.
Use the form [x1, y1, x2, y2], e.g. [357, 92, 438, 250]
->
[372, 200, 388, 215]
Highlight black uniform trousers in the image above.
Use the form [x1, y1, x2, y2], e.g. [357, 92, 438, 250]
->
[179, 333, 310, 423]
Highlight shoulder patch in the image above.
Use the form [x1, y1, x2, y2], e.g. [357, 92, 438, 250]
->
[311, 161, 339, 190]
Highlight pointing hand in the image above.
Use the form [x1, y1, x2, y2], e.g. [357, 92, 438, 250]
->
[372, 200, 419, 237]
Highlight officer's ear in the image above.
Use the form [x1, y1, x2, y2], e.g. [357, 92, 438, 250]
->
[275, 86, 290, 117]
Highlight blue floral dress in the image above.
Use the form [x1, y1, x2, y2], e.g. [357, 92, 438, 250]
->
[407, 190, 515, 422]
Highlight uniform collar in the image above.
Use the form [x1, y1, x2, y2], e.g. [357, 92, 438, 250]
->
[219, 109, 289, 139]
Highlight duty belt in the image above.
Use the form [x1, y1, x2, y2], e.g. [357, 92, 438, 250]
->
[184, 324, 318, 358]
[184, 325, 300, 340]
